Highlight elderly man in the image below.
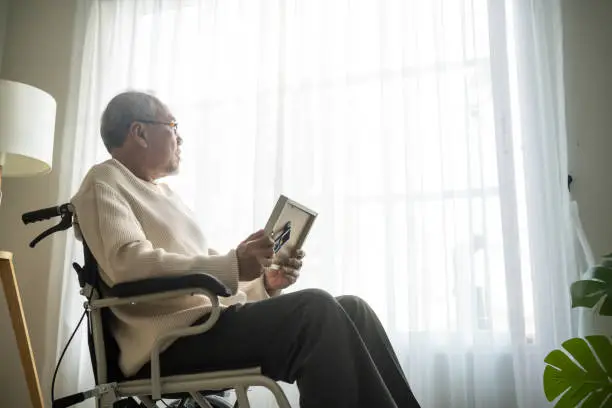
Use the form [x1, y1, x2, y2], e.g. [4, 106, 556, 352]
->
[71, 91, 421, 408]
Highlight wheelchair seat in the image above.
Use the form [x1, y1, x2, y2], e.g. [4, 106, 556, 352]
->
[22, 204, 291, 408]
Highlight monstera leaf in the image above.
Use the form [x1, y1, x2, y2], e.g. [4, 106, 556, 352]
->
[544, 336, 612, 407]
[601, 253, 612, 268]
[571, 266, 612, 316]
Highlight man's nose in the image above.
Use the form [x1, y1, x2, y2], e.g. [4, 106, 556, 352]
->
[176, 135, 183, 146]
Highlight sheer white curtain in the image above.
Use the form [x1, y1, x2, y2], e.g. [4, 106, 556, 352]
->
[53, 0, 578, 406]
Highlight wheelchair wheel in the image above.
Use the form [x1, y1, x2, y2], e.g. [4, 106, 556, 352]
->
[168, 394, 233, 408]
[112, 397, 142, 407]
[202, 395, 233, 408]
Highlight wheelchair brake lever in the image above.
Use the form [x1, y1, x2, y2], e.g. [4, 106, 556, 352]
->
[29, 213, 73, 248]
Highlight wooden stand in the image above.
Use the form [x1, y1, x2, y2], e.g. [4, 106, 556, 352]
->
[0, 251, 44, 408]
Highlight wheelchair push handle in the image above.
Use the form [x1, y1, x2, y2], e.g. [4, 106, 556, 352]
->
[22, 203, 75, 248]
[22, 204, 69, 224]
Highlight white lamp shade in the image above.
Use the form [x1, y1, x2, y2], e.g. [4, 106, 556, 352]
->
[0, 79, 56, 177]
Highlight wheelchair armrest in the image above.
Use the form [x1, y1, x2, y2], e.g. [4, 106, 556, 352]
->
[107, 273, 232, 298]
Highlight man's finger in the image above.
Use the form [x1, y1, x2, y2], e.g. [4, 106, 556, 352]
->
[287, 258, 303, 270]
[282, 268, 300, 279]
[294, 249, 306, 259]
[286, 271, 299, 284]
[241, 229, 265, 244]
[253, 235, 274, 248]
[257, 245, 274, 259]
[267, 268, 281, 276]
[260, 257, 273, 268]
[273, 251, 290, 263]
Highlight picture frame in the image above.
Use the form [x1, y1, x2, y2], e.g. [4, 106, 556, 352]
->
[264, 195, 318, 255]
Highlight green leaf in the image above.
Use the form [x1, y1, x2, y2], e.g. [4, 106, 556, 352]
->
[571, 280, 607, 308]
[571, 266, 612, 315]
[555, 382, 596, 408]
[601, 298, 612, 316]
[591, 267, 612, 315]
[564, 338, 607, 379]
[587, 336, 612, 376]
[602, 253, 612, 259]
[591, 267, 612, 284]
[581, 389, 609, 407]
[543, 365, 570, 402]
[543, 336, 612, 407]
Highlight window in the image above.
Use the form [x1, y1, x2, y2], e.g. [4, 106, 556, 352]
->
[98, 0, 535, 344]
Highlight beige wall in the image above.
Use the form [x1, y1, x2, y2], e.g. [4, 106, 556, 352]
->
[0, 0, 8, 66]
[563, 0, 612, 259]
[0, 0, 78, 405]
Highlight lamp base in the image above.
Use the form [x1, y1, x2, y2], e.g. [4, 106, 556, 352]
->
[0, 250, 44, 408]
[0, 163, 3, 205]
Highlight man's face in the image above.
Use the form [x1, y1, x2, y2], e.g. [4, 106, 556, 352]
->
[141, 106, 182, 177]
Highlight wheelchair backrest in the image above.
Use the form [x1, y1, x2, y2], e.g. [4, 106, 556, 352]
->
[23, 204, 126, 384]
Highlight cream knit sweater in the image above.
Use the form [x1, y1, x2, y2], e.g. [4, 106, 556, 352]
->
[71, 159, 271, 377]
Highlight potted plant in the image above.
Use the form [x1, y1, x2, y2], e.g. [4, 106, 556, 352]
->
[543, 254, 612, 407]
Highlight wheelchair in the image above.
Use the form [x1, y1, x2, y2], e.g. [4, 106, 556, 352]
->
[22, 204, 292, 408]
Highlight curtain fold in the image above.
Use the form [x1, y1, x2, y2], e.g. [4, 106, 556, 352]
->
[51, 1, 576, 406]
[41, 1, 96, 404]
[501, 0, 579, 406]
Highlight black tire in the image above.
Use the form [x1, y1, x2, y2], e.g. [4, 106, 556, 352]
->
[202, 395, 234, 408]
[167, 394, 233, 408]
[112, 397, 143, 407]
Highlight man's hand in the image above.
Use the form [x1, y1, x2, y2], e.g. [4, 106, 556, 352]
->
[264, 249, 306, 292]
[236, 230, 274, 281]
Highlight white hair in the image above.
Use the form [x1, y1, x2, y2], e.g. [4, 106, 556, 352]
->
[100, 91, 165, 151]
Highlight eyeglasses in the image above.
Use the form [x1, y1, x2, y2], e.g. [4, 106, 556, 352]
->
[137, 119, 178, 133]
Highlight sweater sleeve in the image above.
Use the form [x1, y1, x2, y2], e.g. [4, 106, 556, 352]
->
[239, 276, 269, 301]
[238, 274, 282, 301]
[75, 182, 239, 294]
[209, 247, 276, 301]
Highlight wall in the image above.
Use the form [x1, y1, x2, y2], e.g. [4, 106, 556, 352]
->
[563, 0, 612, 259]
[0, 0, 79, 405]
[0, 0, 7, 67]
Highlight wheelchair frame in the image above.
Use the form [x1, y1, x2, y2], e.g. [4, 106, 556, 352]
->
[23, 204, 291, 408]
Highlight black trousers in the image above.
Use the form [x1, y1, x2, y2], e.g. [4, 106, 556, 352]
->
[136, 288, 421, 408]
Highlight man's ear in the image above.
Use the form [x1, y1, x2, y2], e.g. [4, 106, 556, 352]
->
[129, 122, 148, 148]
